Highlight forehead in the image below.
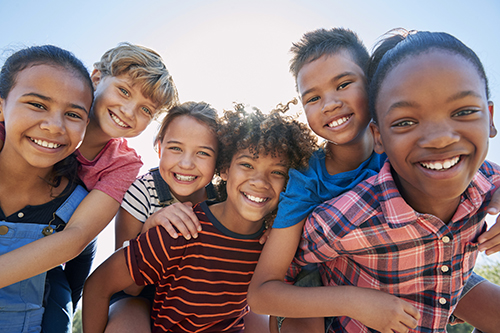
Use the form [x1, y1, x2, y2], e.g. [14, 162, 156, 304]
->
[376, 50, 487, 115]
[297, 50, 365, 94]
[233, 148, 288, 164]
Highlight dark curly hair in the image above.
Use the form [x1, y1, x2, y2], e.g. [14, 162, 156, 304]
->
[215, 100, 318, 206]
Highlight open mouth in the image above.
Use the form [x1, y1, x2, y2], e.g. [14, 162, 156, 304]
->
[30, 137, 61, 149]
[110, 112, 129, 128]
[420, 156, 460, 171]
[175, 173, 197, 182]
[327, 114, 352, 128]
[243, 192, 269, 203]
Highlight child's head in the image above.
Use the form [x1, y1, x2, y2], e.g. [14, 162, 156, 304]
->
[155, 101, 219, 202]
[369, 29, 496, 213]
[91, 42, 179, 139]
[0, 45, 93, 185]
[290, 28, 371, 146]
[216, 103, 317, 225]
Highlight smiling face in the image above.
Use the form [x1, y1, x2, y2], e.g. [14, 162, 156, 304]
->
[158, 115, 218, 203]
[297, 51, 371, 146]
[372, 50, 496, 216]
[0, 64, 91, 171]
[90, 70, 157, 140]
[219, 149, 288, 234]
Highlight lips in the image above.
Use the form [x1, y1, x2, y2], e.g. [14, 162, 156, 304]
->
[30, 137, 62, 149]
[420, 156, 460, 171]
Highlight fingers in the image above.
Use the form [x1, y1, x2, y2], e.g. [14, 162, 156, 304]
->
[478, 216, 500, 255]
[259, 228, 272, 244]
[156, 203, 201, 240]
[403, 303, 420, 329]
[486, 189, 500, 215]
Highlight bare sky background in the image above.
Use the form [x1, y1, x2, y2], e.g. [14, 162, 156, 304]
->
[2, 0, 499, 269]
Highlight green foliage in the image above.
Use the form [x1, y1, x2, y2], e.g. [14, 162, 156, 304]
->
[474, 259, 500, 285]
[72, 309, 82, 333]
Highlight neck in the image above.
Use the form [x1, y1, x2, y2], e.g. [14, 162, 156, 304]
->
[209, 201, 263, 235]
[172, 188, 208, 206]
[325, 130, 374, 175]
[78, 119, 113, 160]
[393, 170, 461, 224]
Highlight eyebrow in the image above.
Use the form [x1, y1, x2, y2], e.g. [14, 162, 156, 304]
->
[300, 71, 358, 99]
[22, 92, 89, 114]
[166, 140, 216, 153]
[387, 90, 484, 114]
[447, 90, 483, 103]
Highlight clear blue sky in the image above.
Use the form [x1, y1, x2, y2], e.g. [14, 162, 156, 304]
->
[2, 0, 499, 266]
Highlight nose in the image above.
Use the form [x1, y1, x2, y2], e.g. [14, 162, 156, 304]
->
[249, 171, 271, 190]
[418, 121, 460, 149]
[40, 112, 64, 134]
[322, 93, 342, 113]
[178, 153, 195, 170]
[120, 101, 135, 120]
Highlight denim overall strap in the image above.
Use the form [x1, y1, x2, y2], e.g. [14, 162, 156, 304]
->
[149, 167, 218, 204]
[150, 168, 173, 205]
[0, 185, 87, 333]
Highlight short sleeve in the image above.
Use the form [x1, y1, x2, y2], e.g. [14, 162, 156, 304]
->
[273, 152, 325, 228]
[77, 139, 142, 203]
[125, 226, 169, 286]
[121, 175, 155, 223]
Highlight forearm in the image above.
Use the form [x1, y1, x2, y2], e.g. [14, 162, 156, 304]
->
[82, 248, 135, 332]
[0, 226, 89, 289]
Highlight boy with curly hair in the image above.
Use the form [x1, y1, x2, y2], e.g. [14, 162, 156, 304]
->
[82, 104, 317, 333]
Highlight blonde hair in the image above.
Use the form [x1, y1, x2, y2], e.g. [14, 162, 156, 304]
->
[94, 42, 179, 116]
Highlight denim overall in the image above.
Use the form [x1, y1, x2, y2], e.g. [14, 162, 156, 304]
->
[0, 185, 87, 333]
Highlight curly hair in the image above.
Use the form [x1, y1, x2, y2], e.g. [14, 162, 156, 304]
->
[215, 100, 318, 205]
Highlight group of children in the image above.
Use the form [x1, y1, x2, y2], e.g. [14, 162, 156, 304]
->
[0, 25, 499, 333]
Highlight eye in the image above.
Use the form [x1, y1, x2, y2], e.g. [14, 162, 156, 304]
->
[338, 81, 351, 90]
[66, 111, 83, 120]
[141, 106, 152, 116]
[29, 102, 46, 110]
[453, 109, 478, 117]
[305, 96, 320, 104]
[272, 170, 287, 177]
[391, 120, 417, 128]
[197, 151, 212, 157]
[168, 146, 182, 152]
[240, 163, 253, 169]
[119, 87, 130, 97]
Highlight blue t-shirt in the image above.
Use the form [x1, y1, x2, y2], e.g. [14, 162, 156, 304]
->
[273, 149, 387, 228]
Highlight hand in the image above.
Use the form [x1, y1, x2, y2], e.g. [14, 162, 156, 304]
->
[141, 202, 201, 240]
[259, 227, 272, 245]
[349, 288, 420, 333]
[478, 189, 500, 255]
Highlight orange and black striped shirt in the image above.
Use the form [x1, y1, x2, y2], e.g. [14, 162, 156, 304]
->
[125, 201, 265, 333]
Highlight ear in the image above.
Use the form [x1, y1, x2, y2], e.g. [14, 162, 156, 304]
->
[0, 97, 4, 122]
[370, 122, 385, 154]
[156, 141, 162, 159]
[220, 168, 229, 182]
[488, 101, 497, 138]
[91, 69, 102, 90]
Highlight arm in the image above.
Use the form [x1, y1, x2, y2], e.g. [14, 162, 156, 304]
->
[478, 188, 500, 254]
[0, 189, 118, 289]
[82, 248, 135, 333]
[452, 279, 500, 332]
[247, 221, 420, 332]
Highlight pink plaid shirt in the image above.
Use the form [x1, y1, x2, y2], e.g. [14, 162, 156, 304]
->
[288, 160, 500, 332]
